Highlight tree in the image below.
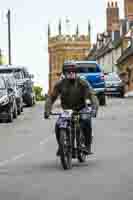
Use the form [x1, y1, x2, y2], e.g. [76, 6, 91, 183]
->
[33, 86, 45, 101]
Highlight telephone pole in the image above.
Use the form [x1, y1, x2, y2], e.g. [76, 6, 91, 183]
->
[0, 49, 2, 65]
[7, 9, 11, 65]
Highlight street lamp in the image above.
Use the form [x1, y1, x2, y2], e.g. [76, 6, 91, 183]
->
[7, 9, 11, 65]
[109, 42, 115, 72]
[112, 46, 114, 72]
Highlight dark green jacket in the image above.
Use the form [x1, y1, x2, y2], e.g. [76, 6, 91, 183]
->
[44, 78, 99, 114]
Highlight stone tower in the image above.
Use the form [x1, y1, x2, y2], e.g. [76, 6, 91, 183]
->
[106, 1, 120, 33]
[48, 20, 91, 93]
[124, 0, 133, 22]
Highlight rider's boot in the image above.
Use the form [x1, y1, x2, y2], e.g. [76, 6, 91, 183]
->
[56, 146, 61, 156]
[86, 143, 93, 155]
[85, 136, 93, 155]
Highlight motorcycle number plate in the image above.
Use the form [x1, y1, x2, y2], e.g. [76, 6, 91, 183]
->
[59, 121, 68, 128]
[61, 111, 71, 118]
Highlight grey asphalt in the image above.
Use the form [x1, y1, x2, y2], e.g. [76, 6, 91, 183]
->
[0, 98, 133, 200]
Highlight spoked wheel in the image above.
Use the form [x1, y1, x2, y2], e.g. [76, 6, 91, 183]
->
[77, 130, 86, 163]
[59, 129, 72, 170]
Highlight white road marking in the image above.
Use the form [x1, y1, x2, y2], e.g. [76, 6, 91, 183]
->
[40, 135, 53, 146]
[0, 160, 10, 167]
[11, 154, 25, 161]
[0, 135, 53, 168]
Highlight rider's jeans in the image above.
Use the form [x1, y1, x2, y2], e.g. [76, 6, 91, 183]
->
[80, 118, 92, 146]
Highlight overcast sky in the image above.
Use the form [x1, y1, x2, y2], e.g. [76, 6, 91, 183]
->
[0, 0, 123, 93]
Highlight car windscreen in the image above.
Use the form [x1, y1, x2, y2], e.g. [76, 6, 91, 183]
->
[76, 63, 100, 73]
[0, 69, 22, 79]
[0, 78, 6, 89]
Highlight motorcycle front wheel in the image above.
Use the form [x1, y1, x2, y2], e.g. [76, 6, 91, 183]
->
[59, 129, 72, 170]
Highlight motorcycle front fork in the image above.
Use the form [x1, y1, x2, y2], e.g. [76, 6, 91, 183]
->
[70, 125, 79, 157]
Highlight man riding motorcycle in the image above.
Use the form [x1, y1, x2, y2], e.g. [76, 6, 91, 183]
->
[44, 61, 99, 155]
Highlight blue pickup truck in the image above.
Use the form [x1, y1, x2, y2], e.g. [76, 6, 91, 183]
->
[74, 60, 106, 106]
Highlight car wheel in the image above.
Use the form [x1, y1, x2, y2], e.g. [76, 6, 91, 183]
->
[119, 89, 125, 98]
[33, 97, 36, 105]
[20, 98, 24, 112]
[99, 94, 106, 106]
[28, 98, 33, 107]
[13, 103, 17, 119]
[21, 105, 24, 112]
[7, 106, 13, 123]
[17, 104, 21, 115]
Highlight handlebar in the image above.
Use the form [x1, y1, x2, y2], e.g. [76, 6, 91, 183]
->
[50, 112, 61, 116]
[50, 108, 92, 116]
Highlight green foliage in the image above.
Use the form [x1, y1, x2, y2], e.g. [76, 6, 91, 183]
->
[33, 86, 45, 101]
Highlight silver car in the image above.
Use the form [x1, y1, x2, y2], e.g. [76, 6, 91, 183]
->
[105, 72, 125, 97]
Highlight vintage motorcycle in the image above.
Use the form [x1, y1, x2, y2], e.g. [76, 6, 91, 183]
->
[51, 106, 93, 170]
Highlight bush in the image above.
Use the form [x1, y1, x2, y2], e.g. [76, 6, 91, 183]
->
[33, 86, 45, 101]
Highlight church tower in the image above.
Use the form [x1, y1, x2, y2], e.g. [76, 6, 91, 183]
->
[48, 21, 91, 93]
[106, 1, 120, 33]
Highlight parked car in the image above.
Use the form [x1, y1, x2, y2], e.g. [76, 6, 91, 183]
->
[63, 60, 106, 105]
[0, 65, 35, 107]
[3, 74, 23, 115]
[104, 72, 125, 97]
[0, 75, 17, 122]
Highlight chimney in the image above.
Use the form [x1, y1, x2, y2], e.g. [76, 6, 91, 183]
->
[106, 1, 120, 33]
[111, 1, 114, 7]
[115, 1, 118, 8]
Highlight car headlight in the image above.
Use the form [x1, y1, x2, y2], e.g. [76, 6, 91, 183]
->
[113, 81, 122, 87]
[0, 95, 9, 106]
[113, 83, 119, 87]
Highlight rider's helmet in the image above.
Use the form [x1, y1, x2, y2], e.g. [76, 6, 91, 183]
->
[62, 60, 78, 80]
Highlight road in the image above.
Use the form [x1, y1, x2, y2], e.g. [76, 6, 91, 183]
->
[0, 98, 133, 200]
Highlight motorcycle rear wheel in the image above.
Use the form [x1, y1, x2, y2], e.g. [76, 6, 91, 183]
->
[77, 130, 86, 163]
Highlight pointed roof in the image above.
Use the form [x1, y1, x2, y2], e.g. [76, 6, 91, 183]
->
[58, 19, 62, 35]
[76, 24, 79, 36]
[48, 23, 51, 37]
[88, 20, 91, 33]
